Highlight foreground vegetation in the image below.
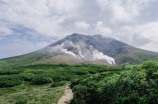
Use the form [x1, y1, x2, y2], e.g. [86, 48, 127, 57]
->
[0, 64, 121, 104]
[71, 61, 158, 104]
[0, 61, 158, 104]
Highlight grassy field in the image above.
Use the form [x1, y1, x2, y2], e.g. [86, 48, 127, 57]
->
[0, 83, 66, 104]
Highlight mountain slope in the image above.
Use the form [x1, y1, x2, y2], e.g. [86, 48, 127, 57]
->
[48, 33, 158, 64]
[1, 33, 158, 69]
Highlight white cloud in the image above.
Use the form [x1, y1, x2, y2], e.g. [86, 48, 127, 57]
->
[0, 27, 13, 36]
[46, 0, 81, 14]
[0, 20, 13, 36]
[75, 21, 90, 30]
[140, 41, 158, 52]
[136, 22, 158, 40]
[0, 0, 81, 37]
[134, 22, 158, 51]
[111, 22, 158, 52]
[96, 0, 149, 22]
[95, 21, 112, 35]
[111, 1, 138, 22]
[1, 0, 158, 58]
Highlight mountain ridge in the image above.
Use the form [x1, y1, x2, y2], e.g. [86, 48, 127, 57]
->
[1, 33, 158, 69]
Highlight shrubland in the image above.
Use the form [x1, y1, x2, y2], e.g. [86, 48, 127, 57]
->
[0, 64, 120, 104]
[71, 61, 158, 104]
[0, 61, 158, 104]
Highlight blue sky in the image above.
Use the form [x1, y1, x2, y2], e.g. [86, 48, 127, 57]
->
[0, 0, 158, 59]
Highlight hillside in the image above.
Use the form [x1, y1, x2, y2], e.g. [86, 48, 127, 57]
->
[1, 33, 158, 69]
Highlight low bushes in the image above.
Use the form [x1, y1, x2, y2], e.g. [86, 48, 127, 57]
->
[31, 76, 52, 85]
[0, 75, 23, 88]
[21, 73, 35, 81]
[15, 100, 27, 104]
[71, 62, 158, 104]
[70, 70, 88, 75]
[0, 64, 117, 89]
[0, 69, 24, 75]
[51, 81, 65, 87]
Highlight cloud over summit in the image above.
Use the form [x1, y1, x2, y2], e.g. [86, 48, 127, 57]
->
[0, 0, 158, 58]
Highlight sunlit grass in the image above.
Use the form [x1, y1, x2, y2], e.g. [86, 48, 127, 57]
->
[0, 82, 66, 104]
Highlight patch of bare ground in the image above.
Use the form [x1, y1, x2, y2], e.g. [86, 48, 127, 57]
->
[57, 84, 73, 104]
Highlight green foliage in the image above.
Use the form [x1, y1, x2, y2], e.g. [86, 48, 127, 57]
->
[21, 73, 35, 81]
[0, 64, 117, 103]
[0, 69, 24, 75]
[15, 100, 27, 104]
[115, 93, 140, 104]
[0, 64, 141, 104]
[87, 69, 98, 74]
[142, 61, 158, 81]
[51, 81, 66, 87]
[71, 79, 80, 86]
[71, 70, 89, 75]
[142, 61, 158, 70]
[71, 62, 158, 104]
[31, 76, 52, 85]
[0, 75, 23, 88]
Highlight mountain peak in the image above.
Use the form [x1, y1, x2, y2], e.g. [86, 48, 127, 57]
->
[71, 33, 79, 36]
[93, 34, 102, 37]
[2, 33, 158, 67]
[71, 33, 82, 37]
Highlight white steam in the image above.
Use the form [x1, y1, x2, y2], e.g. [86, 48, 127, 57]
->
[90, 49, 115, 65]
[46, 42, 77, 57]
[46, 41, 115, 65]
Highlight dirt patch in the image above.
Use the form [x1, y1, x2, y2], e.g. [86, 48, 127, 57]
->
[57, 84, 73, 104]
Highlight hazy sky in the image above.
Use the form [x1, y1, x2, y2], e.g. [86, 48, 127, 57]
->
[0, 0, 158, 59]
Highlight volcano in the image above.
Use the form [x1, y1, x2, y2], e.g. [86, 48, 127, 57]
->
[1, 33, 158, 69]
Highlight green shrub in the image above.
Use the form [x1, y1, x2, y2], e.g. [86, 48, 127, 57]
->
[71, 63, 158, 104]
[0, 75, 23, 88]
[71, 79, 79, 86]
[21, 73, 35, 81]
[115, 93, 140, 104]
[0, 69, 24, 75]
[142, 61, 158, 81]
[51, 81, 65, 87]
[31, 76, 52, 85]
[71, 70, 88, 75]
[87, 69, 98, 74]
[142, 61, 158, 70]
[26, 70, 43, 74]
[15, 99, 27, 104]
[51, 75, 66, 82]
